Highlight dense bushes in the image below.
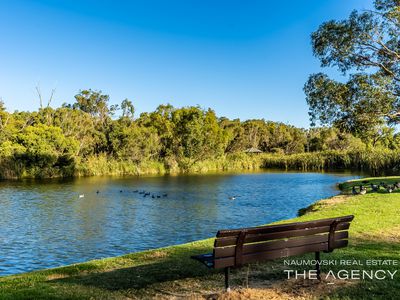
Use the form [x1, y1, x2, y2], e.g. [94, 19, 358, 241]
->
[1, 90, 400, 178]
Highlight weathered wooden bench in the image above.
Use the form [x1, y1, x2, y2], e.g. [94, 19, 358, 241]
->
[191, 215, 354, 291]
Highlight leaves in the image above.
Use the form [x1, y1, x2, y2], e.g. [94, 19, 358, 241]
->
[306, 1, 400, 141]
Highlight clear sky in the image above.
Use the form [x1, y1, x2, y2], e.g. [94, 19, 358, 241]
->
[0, 0, 373, 127]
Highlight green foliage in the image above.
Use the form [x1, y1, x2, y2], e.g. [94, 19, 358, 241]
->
[1, 94, 309, 178]
[2, 86, 400, 179]
[305, 0, 400, 142]
[222, 119, 306, 154]
[307, 127, 365, 152]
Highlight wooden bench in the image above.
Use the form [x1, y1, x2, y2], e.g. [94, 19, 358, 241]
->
[191, 215, 354, 291]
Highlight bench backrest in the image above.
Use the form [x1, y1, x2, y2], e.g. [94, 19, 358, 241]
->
[212, 215, 354, 269]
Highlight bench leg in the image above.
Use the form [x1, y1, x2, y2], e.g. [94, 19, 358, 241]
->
[315, 251, 321, 280]
[224, 267, 231, 292]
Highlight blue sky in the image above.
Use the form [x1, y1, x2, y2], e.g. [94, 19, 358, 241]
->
[0, 0, 372, 127]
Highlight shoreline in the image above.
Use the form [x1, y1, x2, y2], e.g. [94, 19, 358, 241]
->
[1, 176, 400, 299]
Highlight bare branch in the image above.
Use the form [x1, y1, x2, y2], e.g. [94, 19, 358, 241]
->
[47, 88, 56, 108]
[35, 85, 43, 109]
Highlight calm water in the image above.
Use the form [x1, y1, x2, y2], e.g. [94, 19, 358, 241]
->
[0, 171, 359, 276]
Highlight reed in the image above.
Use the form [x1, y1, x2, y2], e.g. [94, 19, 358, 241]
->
[262, 149, 400, 175]
[2, 149, 400, 179]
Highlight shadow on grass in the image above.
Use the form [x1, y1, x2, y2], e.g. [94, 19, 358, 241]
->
[56, 257, 212, 290]
[50, 243, 220, 295]
[0, 237, 398, 299]
[48, 237, 400, 299]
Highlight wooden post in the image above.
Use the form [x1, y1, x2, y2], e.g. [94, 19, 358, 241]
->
[225, 267, 230, 292]
[315, 251, 321, 280]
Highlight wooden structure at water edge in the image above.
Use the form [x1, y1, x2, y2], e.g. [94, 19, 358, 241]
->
[244, 147, 263, 154]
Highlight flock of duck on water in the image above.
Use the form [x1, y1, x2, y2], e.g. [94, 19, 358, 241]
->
[79, 190, 168, 199]
[78, 190, 239, 200]
[352, 181, 400, 195]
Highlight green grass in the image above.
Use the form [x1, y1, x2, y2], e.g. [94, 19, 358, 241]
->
[1, 177, 400, 299]
[338, 176, 400, 193]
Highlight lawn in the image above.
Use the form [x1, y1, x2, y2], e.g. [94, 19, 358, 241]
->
[1, 177, 400, 299]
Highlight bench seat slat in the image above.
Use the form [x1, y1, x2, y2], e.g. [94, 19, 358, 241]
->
[215, 222, 350, 247]
[216, 215, 354, 238]
[214, 231, 348, 258]
[213, 239, 348, 269]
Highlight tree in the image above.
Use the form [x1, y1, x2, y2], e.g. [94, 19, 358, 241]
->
[120, 99, 135, 120]
[108, 119, 160, 162]
[0, 99, 10, 139]
[171, 106, 225, 170]
[304, 0, 400, 140]
[137, 104, 175, 158]
[52, 107, 97, 156]
[73, 89, 117, 125]
[307, 127, 365, 151]
[16, 124, 78, 171]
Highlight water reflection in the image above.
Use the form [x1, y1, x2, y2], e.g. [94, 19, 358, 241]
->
[0, 171, 359, 275]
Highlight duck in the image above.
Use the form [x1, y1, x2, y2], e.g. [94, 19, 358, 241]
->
[157, 195, 161, 198]
[370, 184, 380, 192]
[352, 186, 358, 195]
[151, 195, 155, 198]
[133, 190, 139, 193]
[96, 190, 100, 194]
[228, 196, 237, 200]
[359, 186, 367, 195]
[162, 193, 168, 197]
[387, 185, 394, 193]
[394, 182, 400, 189]
[79, 194, 85, 198]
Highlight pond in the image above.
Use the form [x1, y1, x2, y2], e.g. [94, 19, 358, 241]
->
[0, 171, 360, 276]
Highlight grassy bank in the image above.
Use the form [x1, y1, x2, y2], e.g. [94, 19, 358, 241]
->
[1, 177, 400, 299]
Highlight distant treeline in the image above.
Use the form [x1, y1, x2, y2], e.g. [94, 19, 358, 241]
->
[1, 90, 399, 178]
